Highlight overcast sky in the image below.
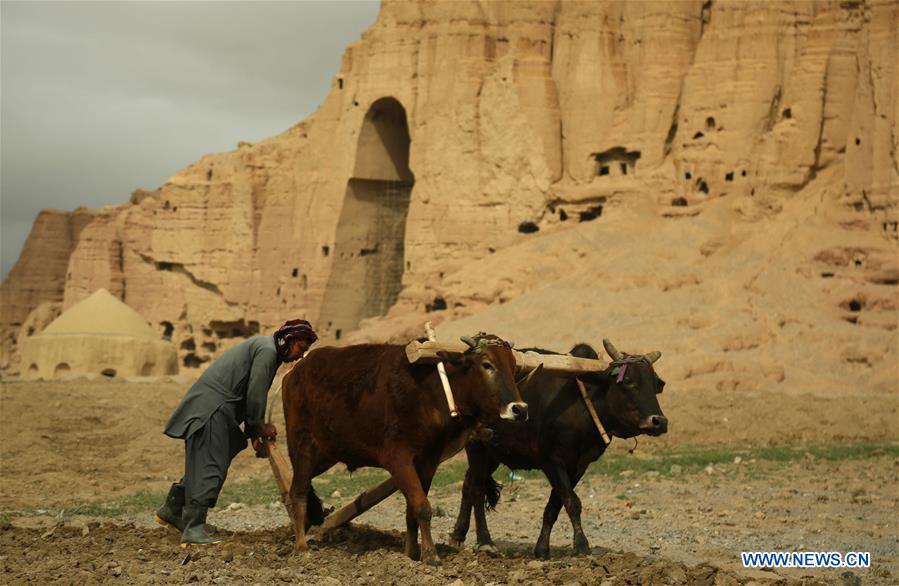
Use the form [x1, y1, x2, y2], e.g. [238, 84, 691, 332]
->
[1, 0, 380, 279]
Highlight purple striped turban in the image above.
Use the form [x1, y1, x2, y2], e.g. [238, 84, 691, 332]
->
[274, 319, 318, 361]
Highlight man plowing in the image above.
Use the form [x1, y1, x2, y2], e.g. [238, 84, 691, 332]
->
[155, 319, 317, 546]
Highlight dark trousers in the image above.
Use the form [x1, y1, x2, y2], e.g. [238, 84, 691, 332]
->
[181, 404, 248, 508]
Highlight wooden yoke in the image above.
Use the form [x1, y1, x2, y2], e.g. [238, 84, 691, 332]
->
[406, 340, 609, 376]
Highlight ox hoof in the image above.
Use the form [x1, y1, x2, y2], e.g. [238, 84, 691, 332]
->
[533, 546, 550, 560]
[474, 543, 500, 556]
[447, 538, 463, 551]
[293, 542, 309, 555]
[573, 537, 591, 556]
[422, 553, 441, 567]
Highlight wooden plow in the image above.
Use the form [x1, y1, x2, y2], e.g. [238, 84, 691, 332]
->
[263, 436, 472, 540]
[265, 328, 610, 538]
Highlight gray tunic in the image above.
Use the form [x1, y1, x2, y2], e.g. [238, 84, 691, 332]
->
[165, 336, 280, 440]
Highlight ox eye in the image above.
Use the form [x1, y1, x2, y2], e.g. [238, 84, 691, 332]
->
[482, 362, 495, 371]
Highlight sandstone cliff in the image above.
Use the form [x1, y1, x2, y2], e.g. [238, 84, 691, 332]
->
[2, 0, 896, 396]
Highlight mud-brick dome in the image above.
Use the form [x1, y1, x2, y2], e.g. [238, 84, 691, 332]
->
[20, 288, 178, 379]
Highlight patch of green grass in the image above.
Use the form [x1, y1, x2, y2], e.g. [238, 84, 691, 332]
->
[584, 441, 898, 480]
[8, 441, 894, 521]
[217, 478, 280, 506]
[467, 442, 898, 486]
[315, 468, 392, 498]
[64, 491, 166, 518]
[431, 460, 469, 489]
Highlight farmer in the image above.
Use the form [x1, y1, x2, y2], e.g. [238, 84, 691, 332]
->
[155, 319, 318, 546]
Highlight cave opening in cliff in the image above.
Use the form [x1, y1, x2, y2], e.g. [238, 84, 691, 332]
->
[319, 97, 414, 339]
[594, 148, 641, 177]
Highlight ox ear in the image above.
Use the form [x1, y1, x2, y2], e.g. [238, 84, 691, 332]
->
[516, 363, 544, 394]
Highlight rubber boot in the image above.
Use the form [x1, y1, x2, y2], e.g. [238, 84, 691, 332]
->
[180, 505, 223, 547]
[154, 483, 185, 532]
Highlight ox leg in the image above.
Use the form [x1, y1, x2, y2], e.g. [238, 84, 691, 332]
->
[471, 459, 501, 553]
[306, 456, 337, 529]
[416, 461, 441, 564]
[542, 461, 590, 557]
[288, 437, 316, 554]
[450, 445, 493, 550]
[448, 467, 474, 549]
[389, 458, 439, 565]
[404, 498, 421, 562]
[568, 467, 591, 555]
[534, 489, 562, 559]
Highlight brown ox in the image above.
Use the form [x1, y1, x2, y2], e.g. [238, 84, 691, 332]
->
[282, 333, 530, 564]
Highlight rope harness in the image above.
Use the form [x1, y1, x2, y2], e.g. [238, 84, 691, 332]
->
[577, 355, 648, 447]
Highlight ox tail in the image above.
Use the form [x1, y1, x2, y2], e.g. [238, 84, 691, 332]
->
[306, 486, 326, 528]
[484, 475, 503, 511]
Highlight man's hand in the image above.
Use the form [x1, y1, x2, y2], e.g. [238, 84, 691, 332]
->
[252, 437, 268, 458]
[252, 423, 278, 458]
[259, 422, 277, 440]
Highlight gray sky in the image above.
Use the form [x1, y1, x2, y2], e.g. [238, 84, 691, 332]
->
[1, 0, 380, 278]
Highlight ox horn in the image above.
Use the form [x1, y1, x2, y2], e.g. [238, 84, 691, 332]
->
[645, 350, 661, 364]
[460, 336, 477, 349]
[603, 338, 624, 361]
[516, 363, 544, 393]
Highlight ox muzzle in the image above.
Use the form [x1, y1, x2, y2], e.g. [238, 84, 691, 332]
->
[501, 401, 529, 422]
[639, 414, 668, 435]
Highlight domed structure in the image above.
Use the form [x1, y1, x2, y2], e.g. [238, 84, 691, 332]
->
[20, 288, 178, 379]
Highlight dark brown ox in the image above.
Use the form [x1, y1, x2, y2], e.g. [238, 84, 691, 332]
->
[282, 334, 529, 564]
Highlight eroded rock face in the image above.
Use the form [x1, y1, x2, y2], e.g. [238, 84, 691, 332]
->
[1, 0, 896, 372]
[15, 302, 63, 354]
[1, 209, 98, 368]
